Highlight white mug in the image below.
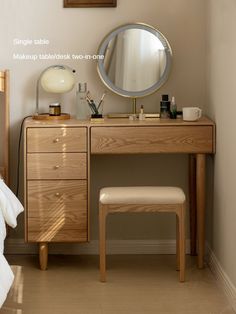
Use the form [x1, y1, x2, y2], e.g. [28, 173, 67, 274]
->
[183, 107, 202, 121]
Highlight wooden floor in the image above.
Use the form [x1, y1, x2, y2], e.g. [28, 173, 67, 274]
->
[1, 255, 235, 314]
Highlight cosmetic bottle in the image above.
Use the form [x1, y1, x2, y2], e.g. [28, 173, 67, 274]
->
[76, 82, 90, 120]
[160, 94, 170, 118]
[139, 105, 145, 120]
[170, 96, 177, 119]
[49, 102, 61, 116]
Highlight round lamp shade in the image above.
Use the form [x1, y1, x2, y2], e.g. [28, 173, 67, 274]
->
[40, 66, 75, 93]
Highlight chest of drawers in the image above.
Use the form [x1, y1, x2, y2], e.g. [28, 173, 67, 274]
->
[24, 125, 88, 270]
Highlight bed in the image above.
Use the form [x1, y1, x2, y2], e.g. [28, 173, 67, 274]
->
[0, 178, 24, 307]
[0, 70, 24, 308]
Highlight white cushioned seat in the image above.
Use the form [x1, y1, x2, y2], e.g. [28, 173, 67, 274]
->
[99, 186, 185, 205]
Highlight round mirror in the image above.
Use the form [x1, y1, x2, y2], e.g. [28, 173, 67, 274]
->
[97, 23, 172, 99]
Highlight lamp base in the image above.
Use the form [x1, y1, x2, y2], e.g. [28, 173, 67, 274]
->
[33, 113, 71, 120]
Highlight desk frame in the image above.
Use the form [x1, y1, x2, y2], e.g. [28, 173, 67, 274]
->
[24, 117, 215, 269]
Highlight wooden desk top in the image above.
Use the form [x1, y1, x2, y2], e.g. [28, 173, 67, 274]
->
[25, 116, 215, 128]
[24, 116, 215, 155]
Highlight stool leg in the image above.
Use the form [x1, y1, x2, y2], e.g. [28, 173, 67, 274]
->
[178, 204, 186, 282]
[99, 204, 107, 282]
[176, 215, 180, 271]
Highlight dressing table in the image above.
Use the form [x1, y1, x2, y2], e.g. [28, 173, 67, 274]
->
[23, 116, 215, 270]
[24, 23, 215, 270]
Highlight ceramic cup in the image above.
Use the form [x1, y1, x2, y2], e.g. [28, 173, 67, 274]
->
[183, 107, 202, 121]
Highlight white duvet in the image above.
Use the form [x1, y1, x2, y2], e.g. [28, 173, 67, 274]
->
[0, 179, 24, 308]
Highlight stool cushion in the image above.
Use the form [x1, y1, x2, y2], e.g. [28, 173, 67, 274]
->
[99, 186, 185, 205]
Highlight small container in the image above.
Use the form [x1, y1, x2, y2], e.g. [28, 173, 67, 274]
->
[49, 103, 61, 116]
[91, 114, 103, 119]
[76, 82, 90, 120]
[139, 105, 146, 120]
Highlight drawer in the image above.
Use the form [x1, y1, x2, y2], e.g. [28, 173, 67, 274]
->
[27, 127, 87, 153]
[27, 153, 87, 180]
[91, 126, 214, 154]
[27, 180, 87, 242]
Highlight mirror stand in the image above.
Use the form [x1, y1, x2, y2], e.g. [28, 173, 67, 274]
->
[132, 98, 137, 115]
[107, 97, 160, 119]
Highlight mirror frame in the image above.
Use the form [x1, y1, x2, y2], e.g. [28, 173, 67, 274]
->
[97, 23, 172, 98]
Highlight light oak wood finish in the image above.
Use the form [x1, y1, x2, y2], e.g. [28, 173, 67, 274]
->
[27, 127, 87, 153]
[196, 154, 206, 269]
[189, 154, 197, 255]
[99, 202, 186, 282]
[0, 70, 10, 184]
[27, 152, 87, 180]
[91, 126, 214, 154]
[24, 122, 88, 270]
[64, 0, 117, 8]
[0, 166, 5, 179]
[23, 116, 215, 130]
[0, 72, 5, 92]
[27, 180, 87, 242]
[39, 242, 48, 271]
[24, 117, 215, 269]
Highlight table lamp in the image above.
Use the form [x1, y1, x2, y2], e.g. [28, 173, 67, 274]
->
[33, 65, 76, 120]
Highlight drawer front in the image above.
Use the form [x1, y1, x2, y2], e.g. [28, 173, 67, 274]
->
[27, 127, 87, 153]
[91, 126, 214, 154]
[27, 153, 87, 180]
[27, 180, 87, 242]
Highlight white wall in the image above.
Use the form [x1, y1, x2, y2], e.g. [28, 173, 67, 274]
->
[206, 0, 236, 287]
[0, 0, 206, 240]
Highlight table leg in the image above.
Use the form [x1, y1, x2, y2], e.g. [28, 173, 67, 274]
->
[39, 242, 48, 270]
[189, 154, 197, 256]
[196, 154, 206, 269]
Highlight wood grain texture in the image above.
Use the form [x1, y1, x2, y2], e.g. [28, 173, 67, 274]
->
[27, 127, 87, 153]
[104, 203, 184, 213]
[189, 154, 197, 256]
[177, 203, 186, 282]
[0, 70, 10, 184]
[196, 154, 206, 269]
[91, 126, 214, 154]
[24, 116, 216, 128]
[24, 126, 28, 241]
[99, 201, 186, 282]
[27, 153, 87, 180]
[23, 117, 216, 268]
[27, 180, 87, 242]
[64, 0, 117, 7]
[0, 71, 5, 92]
[39, 242, 48, 270]
[0, 167, 5, 179]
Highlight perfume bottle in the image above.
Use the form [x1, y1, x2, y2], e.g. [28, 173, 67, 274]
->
[160, 94, 170, 119]
[170, 96, 177, 119]
[76, 83, 90, 120]
[139, 105, 145, 120]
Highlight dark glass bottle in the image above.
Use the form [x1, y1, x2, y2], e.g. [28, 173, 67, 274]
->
[160, 94, 170, 118]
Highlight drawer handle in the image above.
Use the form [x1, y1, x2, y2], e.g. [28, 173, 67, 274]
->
[54, 165, 60, 170]
[55, 192, 61, 197]
[53, 138, 60, 143]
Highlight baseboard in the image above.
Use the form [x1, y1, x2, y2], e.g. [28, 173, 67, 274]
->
[206, 244, 236, 312]
[4, 238, 190, 255]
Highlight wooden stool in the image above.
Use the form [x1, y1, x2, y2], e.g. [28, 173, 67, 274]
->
[99, 186, 186, 282]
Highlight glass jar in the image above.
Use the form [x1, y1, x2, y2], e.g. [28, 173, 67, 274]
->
[76, 83, 90, 120]
[49, 103, 61, 116]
